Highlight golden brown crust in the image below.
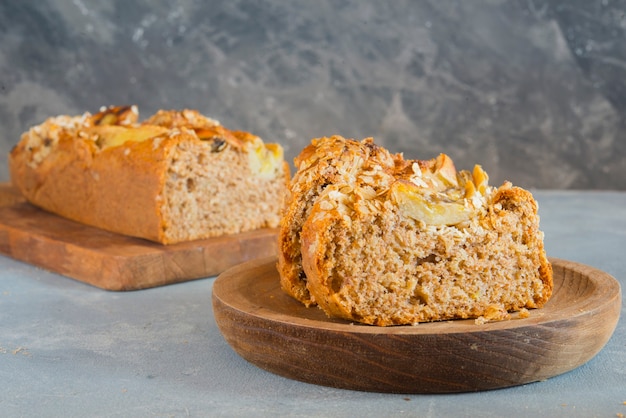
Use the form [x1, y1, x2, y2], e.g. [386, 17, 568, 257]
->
[281, 135, 553, 326]
[143, 108, 219, 128]
[143, 109, 261, 152]
[10, 131, 181, 242]
[10, 106, 288, 244]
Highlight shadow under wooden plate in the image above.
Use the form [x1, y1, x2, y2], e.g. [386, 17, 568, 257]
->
[212, 257, 621, 393]
[0, 184, 278, 290]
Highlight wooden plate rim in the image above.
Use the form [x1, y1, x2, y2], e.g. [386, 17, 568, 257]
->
[213, 256, 621, 335]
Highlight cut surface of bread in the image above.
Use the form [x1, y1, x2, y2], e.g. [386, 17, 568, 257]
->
[277, 135, 401, 306]
[9, 105, 289, 245]
[278, 136, 552, 326]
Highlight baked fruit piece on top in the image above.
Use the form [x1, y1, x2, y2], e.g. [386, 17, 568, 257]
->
[278, 136, 553, 326]
[9, 105, 289, 244]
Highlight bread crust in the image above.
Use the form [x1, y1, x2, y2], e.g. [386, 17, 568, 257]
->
[9, 106, 289, 244]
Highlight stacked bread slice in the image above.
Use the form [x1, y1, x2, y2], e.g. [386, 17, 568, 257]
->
[278, 136, 552, 326]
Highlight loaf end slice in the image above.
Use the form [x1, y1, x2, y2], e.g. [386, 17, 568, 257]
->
[277, 136, 400, 306]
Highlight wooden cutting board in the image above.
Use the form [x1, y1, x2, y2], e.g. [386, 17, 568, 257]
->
[213, 257, 621, 393]
[0, 183, 278, 290]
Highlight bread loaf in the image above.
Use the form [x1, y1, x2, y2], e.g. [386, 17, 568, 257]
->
[278, 136, 553, 326]
[9, 105, 289, 244]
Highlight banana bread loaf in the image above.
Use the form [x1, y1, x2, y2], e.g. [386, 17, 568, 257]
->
[9, 105, 289, 244]
[278, 136, 553, 326]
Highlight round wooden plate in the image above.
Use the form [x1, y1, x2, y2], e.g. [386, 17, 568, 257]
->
[212, 257, 621, 393]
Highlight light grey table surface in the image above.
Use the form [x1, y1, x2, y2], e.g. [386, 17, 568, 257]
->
[0, 190, 624, 418]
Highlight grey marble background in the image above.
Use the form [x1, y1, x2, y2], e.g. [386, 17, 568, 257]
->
[1, 0, 625, 189]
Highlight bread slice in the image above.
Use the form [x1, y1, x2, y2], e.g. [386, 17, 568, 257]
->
[277, 135, 403, 306]
[278, 136, 552, 326]
[9, 105, 289, 244]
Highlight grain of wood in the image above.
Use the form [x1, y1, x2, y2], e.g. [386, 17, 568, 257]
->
[0, 183, 278, 290]
[212, 256, 621, 393]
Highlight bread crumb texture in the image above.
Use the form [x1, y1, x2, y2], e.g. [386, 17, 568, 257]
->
[10, 105, 289, 244]
[278, 136, 553, 326]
